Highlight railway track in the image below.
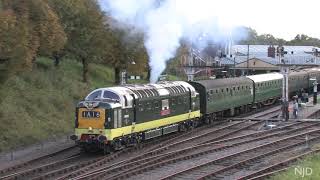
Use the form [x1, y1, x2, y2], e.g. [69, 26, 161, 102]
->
[54, 122, 231, 180]
[97, 122, 318, 180]
[1, 107, 315, 180]
[160, 129, 320, 180]
[0, 120, 232, 180]
[0, 127, 193, 180]
[61, 120, 261, 180]
[0, 145, 79, 178]
[70, 121, 319, 180]
[237, 149, 320, 180]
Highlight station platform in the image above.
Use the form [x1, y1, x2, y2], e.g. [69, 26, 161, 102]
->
[288, 96, 320, 120]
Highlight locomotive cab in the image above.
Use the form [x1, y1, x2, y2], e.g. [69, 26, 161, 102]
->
[72, 89, 124, 151]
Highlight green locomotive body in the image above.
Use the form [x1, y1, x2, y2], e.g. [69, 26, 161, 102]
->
[71, 81, 201, 152]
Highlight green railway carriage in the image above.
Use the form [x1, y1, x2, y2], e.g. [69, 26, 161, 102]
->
[288, 71, 309, 94]
[247, 73, 283, 104]
[305, 68, 320, 90]
[189, 77, 253, 116]
[72, 81, 200, 152]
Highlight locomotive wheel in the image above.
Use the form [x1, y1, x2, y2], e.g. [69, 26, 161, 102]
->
[113, 140, 124, 151]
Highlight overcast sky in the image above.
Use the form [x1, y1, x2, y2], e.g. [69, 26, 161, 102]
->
[214, 0, 319, 40]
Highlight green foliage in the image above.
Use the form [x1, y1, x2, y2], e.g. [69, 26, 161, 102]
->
[107, 28, 150, 83]
[271, 152, 320, 180]
[240, 27, 320, 46]
[0, 57, 114, 152]
[48, 0, 114, 82]
[0, 0, 66, 77]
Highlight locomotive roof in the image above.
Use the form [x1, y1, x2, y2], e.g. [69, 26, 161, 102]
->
[247, 73, 283, 83]
[193, 77, 252, 89]
[87, 81, 197, 109]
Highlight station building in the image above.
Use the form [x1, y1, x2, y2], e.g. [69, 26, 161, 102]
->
[219, 45, 320, 76]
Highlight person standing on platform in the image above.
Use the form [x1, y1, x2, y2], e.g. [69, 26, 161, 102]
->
[293, 100, 299, 119]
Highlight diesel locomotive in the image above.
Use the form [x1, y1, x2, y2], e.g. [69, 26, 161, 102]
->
[71, 68, 320, 153]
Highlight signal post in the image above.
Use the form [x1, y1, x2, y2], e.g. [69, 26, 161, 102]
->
[277, 46, 289, 121]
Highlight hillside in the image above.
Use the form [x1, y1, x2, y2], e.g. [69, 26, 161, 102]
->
[0, 58, 115, 152]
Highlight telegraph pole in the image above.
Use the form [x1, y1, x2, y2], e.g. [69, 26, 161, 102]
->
[278, 46, 289, 121]
[247, 44, 249, 75]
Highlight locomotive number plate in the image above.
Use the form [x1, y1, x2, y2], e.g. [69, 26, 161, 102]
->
[82, 111, 100, 118]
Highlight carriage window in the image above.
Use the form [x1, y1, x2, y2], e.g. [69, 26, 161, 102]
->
[237, 87, 240, 90]
[138, 103, 144, 111]
[86, 90, 102, 101]
[178, 98, 182, 104]
[226, 88, 229, 92]
[146, 102, 152, 110]
[210, 90, 214, 94]
[172, 99, 176, 106]
[154, 101, 160, 108]
[184, 97, 187, 104]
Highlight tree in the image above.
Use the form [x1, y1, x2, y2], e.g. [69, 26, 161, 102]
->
[0, 0, 66, 76]
[49, 0, 112, 82]
[29, 0, 67, 58]
[107, 27, 149, 84]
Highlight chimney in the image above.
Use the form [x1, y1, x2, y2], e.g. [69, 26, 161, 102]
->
[267, 45, 276, 58]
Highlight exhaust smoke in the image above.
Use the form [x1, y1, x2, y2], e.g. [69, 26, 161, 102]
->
[99, 0, 247, 82]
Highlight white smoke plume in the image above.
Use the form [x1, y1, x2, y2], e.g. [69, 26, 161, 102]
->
[98, 0, 247, 82]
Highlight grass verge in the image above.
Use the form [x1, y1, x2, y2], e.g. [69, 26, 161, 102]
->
[0, 57, 114, 152]
[270, 150, 320, 179]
